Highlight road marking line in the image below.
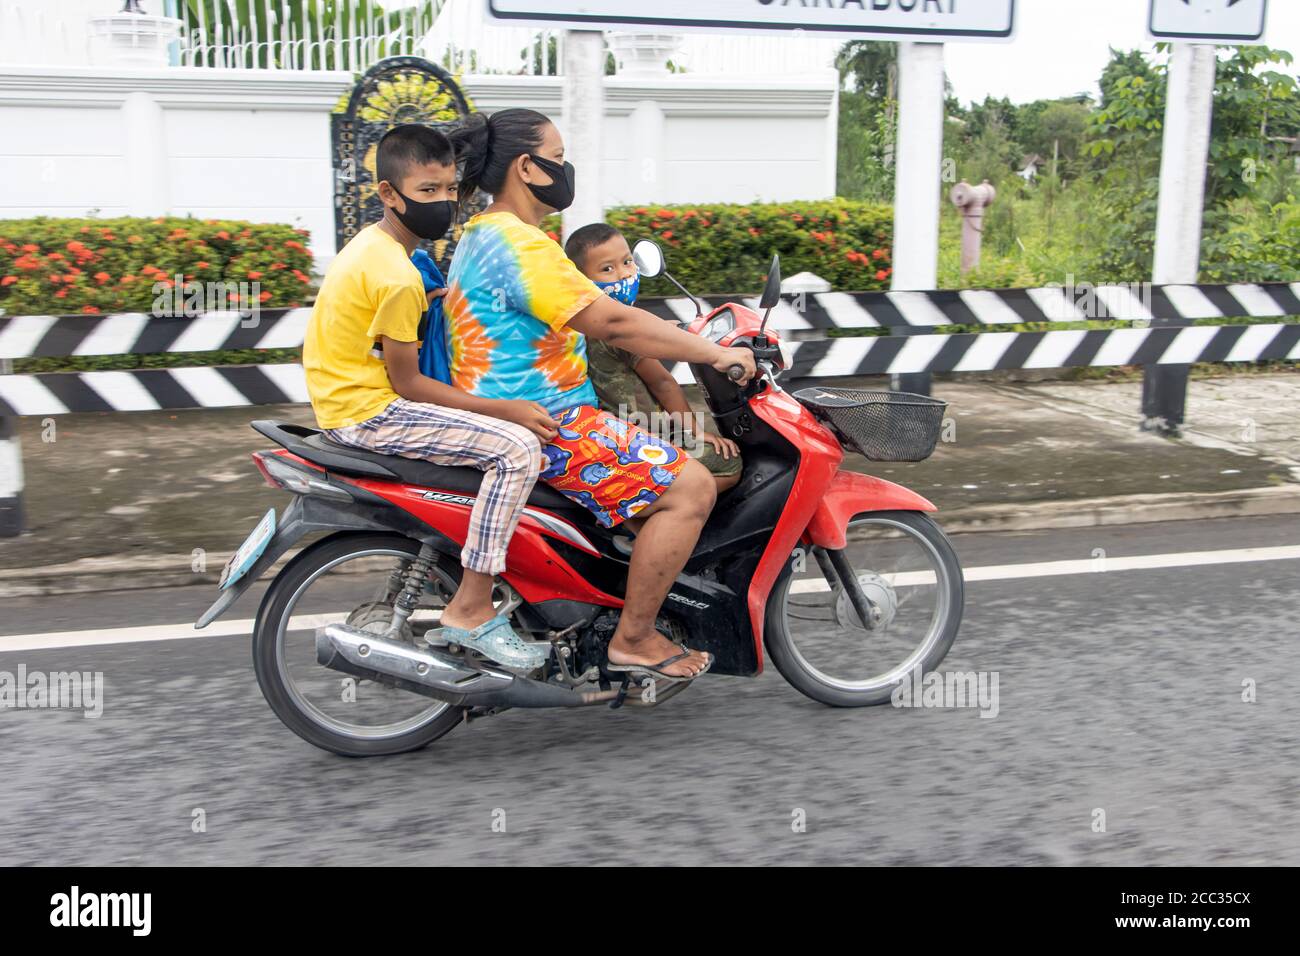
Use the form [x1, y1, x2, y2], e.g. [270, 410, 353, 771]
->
[790, 544, 1300, 591]
[2, 545, 1298, 652]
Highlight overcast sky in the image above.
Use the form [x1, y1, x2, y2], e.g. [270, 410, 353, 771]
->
[943, 0, 1298, 106]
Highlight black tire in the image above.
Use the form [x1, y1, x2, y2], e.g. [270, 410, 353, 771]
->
[252, 532, 465, 757]
[764, 510, 964, 707]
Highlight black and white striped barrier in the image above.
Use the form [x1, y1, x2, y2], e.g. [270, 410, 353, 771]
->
[1, 283, 1297, 359]
[0, 283, 1296, 417]
[639, 282, 1300, 330]
[1, 321, 1298, 416]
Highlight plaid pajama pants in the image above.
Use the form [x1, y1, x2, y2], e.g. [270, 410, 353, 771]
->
[324, 397, 542, 576]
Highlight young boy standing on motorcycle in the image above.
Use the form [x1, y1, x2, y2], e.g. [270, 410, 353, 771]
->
[301, 124, 557, 672]
[564, 223, 743, 493]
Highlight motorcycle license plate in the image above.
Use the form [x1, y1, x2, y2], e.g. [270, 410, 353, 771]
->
[220, 508, 276, 591]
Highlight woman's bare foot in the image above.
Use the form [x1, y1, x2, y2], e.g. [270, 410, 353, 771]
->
[607, 631, 710, 678]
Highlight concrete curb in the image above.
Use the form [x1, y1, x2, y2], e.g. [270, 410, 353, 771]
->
[4, 483, 1300, 598]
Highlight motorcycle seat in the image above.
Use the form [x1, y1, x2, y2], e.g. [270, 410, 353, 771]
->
[250, 419, 582, 515]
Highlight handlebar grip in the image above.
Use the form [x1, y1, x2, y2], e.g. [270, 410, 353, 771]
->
[727, 364, 746, 382]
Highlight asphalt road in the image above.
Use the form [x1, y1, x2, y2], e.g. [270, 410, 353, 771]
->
[2, 514, 1298, 866]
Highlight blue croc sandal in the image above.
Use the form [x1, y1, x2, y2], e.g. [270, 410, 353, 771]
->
[436, 614, 550, 672]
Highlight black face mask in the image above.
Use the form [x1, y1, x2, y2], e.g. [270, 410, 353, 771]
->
[525, 154, 576, 212]
[390, 187, 455, 241]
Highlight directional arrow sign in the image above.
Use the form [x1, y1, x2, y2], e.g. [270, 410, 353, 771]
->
[1148, 0, 1268, 42]
[487, 0, 1018, 41]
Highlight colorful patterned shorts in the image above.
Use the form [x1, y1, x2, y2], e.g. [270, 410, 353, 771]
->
[541, 405, 689, 528]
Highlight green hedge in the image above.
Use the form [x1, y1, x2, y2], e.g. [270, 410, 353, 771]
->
[546, 198, 895, 296]
[0, 216, 314, 317]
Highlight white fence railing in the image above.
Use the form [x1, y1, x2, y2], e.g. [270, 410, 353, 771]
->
[0, 0, 838, 76]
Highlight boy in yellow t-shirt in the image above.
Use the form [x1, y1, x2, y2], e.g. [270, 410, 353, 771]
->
[301, 124, 557, 672]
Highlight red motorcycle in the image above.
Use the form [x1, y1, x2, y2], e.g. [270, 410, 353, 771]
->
[195, 242, 964, 756]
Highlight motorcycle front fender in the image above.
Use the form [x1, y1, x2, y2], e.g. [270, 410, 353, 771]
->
[803, 470, 937, 551]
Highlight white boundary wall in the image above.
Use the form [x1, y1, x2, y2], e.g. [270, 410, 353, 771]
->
[0, 65, 837, 266]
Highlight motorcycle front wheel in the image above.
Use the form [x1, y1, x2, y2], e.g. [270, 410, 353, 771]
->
[764, 510, 964, 707]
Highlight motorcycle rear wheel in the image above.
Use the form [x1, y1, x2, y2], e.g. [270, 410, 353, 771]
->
[252, 533, 466, 757]
[764, 510, 964, 707]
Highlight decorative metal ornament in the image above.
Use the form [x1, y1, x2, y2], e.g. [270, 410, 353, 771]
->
[331, 56, 481, 268]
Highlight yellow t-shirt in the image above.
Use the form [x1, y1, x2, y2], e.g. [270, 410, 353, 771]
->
[302, 224, 427, 429]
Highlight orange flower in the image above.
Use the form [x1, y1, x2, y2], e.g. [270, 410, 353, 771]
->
[81, 305, 99, 314]
[47, 252, 65, 260]
[216, 230, 230, 240]
[21, 244, 37, 252]
[54, 289, 67, 298]
[127, 235, 143, 244]
[284, 239, 305, 251]
[872, 248, 886, 260]
[258, 290, 272, 302]
[1, 275, 17, 286]
[196, 261, 210, 270]
[662, 230, 673, 239]
[246, 270, 262, 280]
[876, 269, 889, 281]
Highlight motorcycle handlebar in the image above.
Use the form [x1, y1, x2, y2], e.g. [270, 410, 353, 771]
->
[727, 364, 747, 382]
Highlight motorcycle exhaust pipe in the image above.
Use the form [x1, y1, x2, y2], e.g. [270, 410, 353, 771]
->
[315, 622, 600, 709]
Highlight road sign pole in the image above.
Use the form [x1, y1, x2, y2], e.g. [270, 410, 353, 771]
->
[890, 41, 946, 397]
[1143, 42, 1216, 436]
[561, 29, 606, 243]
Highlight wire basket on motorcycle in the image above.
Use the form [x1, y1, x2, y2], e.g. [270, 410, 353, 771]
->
[793, 387, 948, 462]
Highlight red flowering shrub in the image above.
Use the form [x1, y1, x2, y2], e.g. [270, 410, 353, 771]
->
[0, 216, 314, 317]
[545, 199, 892, 295]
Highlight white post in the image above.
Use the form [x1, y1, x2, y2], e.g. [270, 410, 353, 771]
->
[1143, 42, 1216, 435]
[122, 91, 170, 217]
[561, 30, 605, 242]
[889, 41, 946, 393]
[1152, 44, 1216, 286]
[0, 359, 23, 537]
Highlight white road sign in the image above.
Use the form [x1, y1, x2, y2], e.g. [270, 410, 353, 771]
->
[487, 0, 1018, 41]
[1148, 0, 1268, 42]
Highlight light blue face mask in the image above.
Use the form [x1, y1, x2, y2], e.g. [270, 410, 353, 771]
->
[596, 273, 639, 306]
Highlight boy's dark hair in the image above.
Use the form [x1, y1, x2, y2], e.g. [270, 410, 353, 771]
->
[448, 108, 552, 203]
[376, 124, 455, 188]
[564, 222, 623, 271]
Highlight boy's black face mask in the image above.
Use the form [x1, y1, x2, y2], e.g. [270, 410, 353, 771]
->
[525, 154, 576, 212]
[390, 187, 455, 241]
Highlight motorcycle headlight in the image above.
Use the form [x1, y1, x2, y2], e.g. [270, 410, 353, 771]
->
[702, 311, 735, 342]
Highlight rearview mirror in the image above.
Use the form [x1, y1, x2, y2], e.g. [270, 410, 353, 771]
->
[758, 254, 782, 310]
[632, 239, 665, 278]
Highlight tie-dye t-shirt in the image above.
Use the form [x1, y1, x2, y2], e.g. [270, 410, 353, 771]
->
[445, 211, 604, 414]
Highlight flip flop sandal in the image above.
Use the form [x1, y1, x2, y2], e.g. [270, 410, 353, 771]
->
[606, 648, 714, 684]
[435, 614, 550, 672]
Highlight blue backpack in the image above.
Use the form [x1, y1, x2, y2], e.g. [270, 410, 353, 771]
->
[410, 248, 451, 385]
